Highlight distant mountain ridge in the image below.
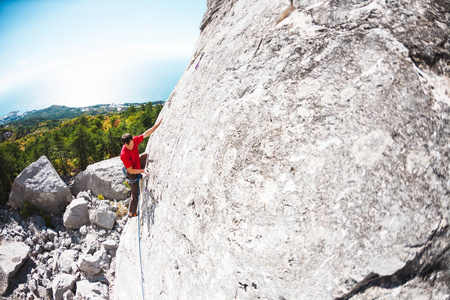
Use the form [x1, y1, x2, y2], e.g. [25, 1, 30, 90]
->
[0, 102, 164, 125]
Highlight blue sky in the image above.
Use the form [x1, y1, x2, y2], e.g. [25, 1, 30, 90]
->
[0, 0, 207, 116]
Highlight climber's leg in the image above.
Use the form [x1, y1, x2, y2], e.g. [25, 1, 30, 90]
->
[139, 153, 148, 171]
[127, 153, 147, 218]
[127, 171, 139, 217]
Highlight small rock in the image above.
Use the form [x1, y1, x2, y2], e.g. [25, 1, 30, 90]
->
[74, 280, 108, 300]
[85, 233, 98, 254]
[41, 252, 50, 263]
[89, 205, 116, 230]
[79, 225, 88, 236]
[71, 245, 81, 251]
[57, 250, 78, 274]
[44, 242, 54, 252]
[76, 191, 92, 201]
[47, 228, 58, 241]
[63, 289, 74, 300]
[111, 203, 118, 212]
[35, 244, 43, 254]
[37, 286, 50, 299]
[29, 279, 37, 292]
[32, 235, 39, 243]
[44, 279, 53, 292]
[63, 238, 72, 248]
[52, 274, 76, 300]
[63, 198, 90, 230]
[97, 249, 110, 270]
[78, 253, 101, 275]
[102, 239, 118, 250]
[25, 237, 33, 247]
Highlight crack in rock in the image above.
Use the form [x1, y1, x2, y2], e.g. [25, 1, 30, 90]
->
[336, 220, 450, 300]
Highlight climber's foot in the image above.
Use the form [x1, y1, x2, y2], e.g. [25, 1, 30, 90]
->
[128, 212, 138, 218]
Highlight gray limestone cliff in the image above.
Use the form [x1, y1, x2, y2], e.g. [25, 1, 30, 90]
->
[115, 0, 450, 299]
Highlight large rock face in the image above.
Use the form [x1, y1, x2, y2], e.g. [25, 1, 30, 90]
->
[8, 155, 72, 215]
[116, 0, 449, 299]
[72, 157, 129, 200]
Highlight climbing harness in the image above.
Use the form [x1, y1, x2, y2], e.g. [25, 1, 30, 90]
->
[195, 52, 205, 70]
[122, 167, 141, 184]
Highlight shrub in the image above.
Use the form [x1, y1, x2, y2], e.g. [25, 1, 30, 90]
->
[116, 202, 128, 218]
[98, 194, 105, 200]
[40, 211, 53, 228]
[19, 201, 32, 220]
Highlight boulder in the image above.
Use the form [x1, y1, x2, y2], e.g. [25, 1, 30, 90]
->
[0, 242, 30, 295]
[55, 250, 78, 274]
[8, 156, 72, 215]
[102, 239, 118, 251]
[77, 252, 101, 276]
[63, 198, 90, 230]
[75, 280, 108, 300]
[72, 157, 129, 200]
[52, 274, 76, 300]
[89, 205, 116, 230]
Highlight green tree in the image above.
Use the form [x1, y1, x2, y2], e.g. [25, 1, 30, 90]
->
[91, 116, 103, 133]
[69, 125, 91, 170]
[124, 105, 136, 118]
[141, 106, 155, 128]
[53, 130, 69, 174]
[39, 132, 52, 160]
[106, 126, 122, 158]
[110, 115, 120, 128]
[78, 114, 90, 127]
[0, 142, 25, 204]
[90, 130, 107, 162]
[154, 104, 163, 116]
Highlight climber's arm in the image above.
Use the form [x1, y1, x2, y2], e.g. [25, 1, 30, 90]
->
[143, 118, 163, 138]
[127, 167, 149, 176]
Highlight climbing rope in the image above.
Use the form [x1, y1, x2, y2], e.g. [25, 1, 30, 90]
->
[137, 180, 145, 300]
[123, 166, 145, 299]
[195, 52, 205, 70]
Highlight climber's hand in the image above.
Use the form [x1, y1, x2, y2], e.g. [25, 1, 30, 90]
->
[142, 169, 149, 177]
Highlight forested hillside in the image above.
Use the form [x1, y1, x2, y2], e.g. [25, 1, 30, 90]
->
[0, 101, 163, 204]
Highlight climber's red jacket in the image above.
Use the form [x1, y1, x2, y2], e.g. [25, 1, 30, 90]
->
[120, 134, 144, 169]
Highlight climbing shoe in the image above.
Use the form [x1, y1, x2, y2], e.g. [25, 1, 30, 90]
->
[128, 212, 138, 218]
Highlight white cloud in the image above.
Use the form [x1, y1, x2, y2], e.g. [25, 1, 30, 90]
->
[0, 41, 194, 93]
[16, 60, 29, 67]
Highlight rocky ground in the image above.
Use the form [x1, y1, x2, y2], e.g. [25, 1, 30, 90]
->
[0, 190, 130, 300]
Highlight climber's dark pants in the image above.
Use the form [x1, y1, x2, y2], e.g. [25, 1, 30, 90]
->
[127, 153, 148, 215]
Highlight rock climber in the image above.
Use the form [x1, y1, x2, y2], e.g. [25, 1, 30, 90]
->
[120, 118, 162, 218]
